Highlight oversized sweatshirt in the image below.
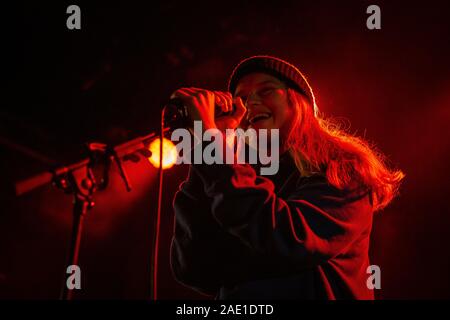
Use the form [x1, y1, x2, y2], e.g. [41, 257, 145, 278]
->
[170, 153, 374, 299]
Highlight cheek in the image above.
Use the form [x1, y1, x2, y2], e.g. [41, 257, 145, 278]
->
[265, 94, 293, 129]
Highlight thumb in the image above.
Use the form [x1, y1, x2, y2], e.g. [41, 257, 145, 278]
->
[233, 97, 247, 119]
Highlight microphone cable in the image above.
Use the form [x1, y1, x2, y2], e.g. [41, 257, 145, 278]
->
[149, 105, 167, 300]
[149, 100, 235, 300]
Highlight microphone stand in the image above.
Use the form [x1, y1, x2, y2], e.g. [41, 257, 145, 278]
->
[14, 128, 171, 300]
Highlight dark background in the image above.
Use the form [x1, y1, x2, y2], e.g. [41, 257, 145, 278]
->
[1, 0, 449, 299]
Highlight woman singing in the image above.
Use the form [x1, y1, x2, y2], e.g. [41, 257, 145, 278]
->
[169, 55, 404, 299]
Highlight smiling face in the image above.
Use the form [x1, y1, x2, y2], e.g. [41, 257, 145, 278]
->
[234, 72, 296, 145]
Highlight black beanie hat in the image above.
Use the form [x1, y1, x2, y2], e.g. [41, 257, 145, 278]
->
[228, 55, 318, 116]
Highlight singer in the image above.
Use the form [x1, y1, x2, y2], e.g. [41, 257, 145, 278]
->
[169, 55, 404, 299]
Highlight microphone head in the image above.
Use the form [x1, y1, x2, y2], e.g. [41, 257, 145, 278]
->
[163, 98, 189, 129]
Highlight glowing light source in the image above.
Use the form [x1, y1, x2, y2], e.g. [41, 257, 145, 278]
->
[148, 137, 177, 169]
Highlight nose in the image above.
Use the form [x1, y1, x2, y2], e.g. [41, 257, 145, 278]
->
[245, 91, 262, 107]
[245, 102, 263, 117]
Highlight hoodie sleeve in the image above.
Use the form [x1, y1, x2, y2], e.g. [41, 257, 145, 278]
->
[190, 162, 373, 267]
[170, 165, 263, 296]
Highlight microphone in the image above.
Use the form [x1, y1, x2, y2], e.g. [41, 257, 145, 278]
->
[163, 98, 236, 129]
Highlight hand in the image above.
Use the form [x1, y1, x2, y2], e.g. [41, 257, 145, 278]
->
[213, 92, 247, 132]
[170, 88, 246, 133]
[170, 87, 218, 131]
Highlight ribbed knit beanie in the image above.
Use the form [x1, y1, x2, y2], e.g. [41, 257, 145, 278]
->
[228, 55, 318, 116]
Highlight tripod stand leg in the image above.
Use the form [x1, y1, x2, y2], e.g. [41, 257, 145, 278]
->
[60, 196, 89, 300]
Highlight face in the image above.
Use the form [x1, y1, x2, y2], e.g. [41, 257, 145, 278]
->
[234, 72, 296, 144]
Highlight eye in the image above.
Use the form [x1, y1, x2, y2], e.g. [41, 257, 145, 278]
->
[258, 87, 275, 96]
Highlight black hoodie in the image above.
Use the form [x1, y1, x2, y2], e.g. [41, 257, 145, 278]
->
[170, 153, 374, 299]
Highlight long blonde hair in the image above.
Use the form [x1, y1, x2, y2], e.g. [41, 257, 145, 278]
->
[285, 89, 405, 212]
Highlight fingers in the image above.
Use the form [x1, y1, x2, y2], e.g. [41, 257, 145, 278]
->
[172, 89, 235, 114]
[171, 87, 213, 101]
[224, 92, 233, 113]
[214, 91, 232, 113]
[170, 89, 245, 127]
[213, 92, 226, 113]
[233, 96, 248, 128]
[170, 87, 216, 112]
[170, 88, 202, 107]
[233, 96, 247, 119]
[170, 88, 190, 100]
[169, 88, 216, 127]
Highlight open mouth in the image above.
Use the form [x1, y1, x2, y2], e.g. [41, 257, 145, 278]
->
[248, 112, 272, 125]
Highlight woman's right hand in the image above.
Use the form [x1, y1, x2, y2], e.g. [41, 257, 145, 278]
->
[213, 92, 247, 132]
